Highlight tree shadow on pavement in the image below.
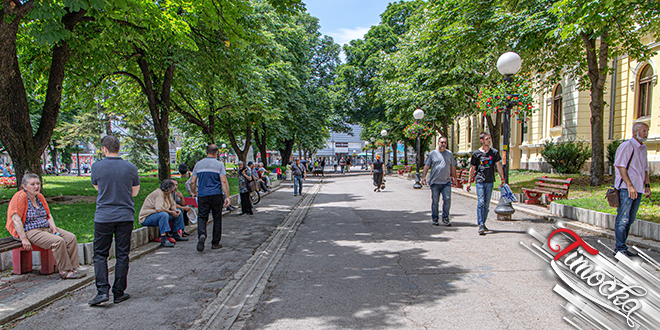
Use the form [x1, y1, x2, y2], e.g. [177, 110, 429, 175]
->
[245, 192, 471, 329]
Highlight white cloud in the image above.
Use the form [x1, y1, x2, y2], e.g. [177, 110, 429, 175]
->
[329, 26, 371, 46]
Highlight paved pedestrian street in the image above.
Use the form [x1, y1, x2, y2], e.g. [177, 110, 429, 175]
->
[7, 170, 660, 329]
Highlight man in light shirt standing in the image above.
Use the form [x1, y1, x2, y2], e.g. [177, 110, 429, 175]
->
[613, 122, 652, 257]
[422, 136, 456, 227]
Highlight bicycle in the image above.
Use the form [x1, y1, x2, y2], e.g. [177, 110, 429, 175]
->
[250, 183, 261, 205]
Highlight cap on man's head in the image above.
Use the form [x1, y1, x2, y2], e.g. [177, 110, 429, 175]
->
[247, 161, 254, 166]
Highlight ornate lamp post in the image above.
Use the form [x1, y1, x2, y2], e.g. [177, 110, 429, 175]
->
[221, 143, 227, 166]
[493, 52, 521, 220]
[370, 137, 375, 162]
[413, 108, 424, 189]
[380, 129, 388, 165]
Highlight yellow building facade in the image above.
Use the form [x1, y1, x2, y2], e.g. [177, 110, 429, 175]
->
[450, 36, 660, 174]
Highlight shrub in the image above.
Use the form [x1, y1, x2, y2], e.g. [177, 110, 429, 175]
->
[456, 153, 471, 169]
[607, 139, 624, 168]
[541, 140, 591, 174]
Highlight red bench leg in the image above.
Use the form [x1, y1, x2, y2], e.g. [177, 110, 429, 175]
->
[12, 249, 32, 275]
[524, 191, 542, 204]
[12, 247, 57, 275]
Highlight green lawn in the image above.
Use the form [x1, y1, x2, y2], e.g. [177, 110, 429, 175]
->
[0, 175, 240, 243]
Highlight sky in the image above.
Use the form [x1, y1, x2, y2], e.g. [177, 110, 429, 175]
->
[303, 0, 394, 48]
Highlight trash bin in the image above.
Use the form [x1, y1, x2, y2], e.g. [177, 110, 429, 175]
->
[285, 169, 292, 180]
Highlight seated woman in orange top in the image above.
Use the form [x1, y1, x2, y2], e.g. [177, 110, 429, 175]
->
[6, 173, 83, 279]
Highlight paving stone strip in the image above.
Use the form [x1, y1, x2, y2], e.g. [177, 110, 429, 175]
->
[192, 180, 323, 330]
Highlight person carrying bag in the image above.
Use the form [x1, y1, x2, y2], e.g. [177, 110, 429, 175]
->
[605, 150, 634, 207]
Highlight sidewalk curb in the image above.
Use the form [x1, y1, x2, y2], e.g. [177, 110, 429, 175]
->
[0, 182, 285, 326]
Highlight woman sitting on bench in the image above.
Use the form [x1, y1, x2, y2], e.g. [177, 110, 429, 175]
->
[138, 179, 188, 248]
[6, 173, 84, 279]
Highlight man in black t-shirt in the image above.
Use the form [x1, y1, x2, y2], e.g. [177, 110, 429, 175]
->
[89, 136, 140, 306]
[467, 132, 505, 236]
[370, 154, 385, 192]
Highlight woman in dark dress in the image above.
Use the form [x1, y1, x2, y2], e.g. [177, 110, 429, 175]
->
[237, 161, 254, 215]
[371, 154, 385, 192]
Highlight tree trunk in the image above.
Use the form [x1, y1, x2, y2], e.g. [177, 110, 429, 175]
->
[404, 140, 408, 165]
[254, 123, 268, 165]
[485, 112, 502, 152]
[224, 116, 252, 163]
[135, 57, 174, 182]
[279, 139, 295, 165]
[0, 4, 86, 190]
[392, 141, 398, 166]
[582, 32, 608, 186]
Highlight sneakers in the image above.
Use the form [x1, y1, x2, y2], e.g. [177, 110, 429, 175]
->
[89, 293, 109, 306]
[160, 237, 175, 248]
[478, 225, 486, 235]
[442, 219, 452, 227]
[211, 244, 222, 250]
[432, 221, 439, 226]
[197, 234, 206, 252]
[114, 293, 131, 304]
[614, 250, 638, 258]
[172, 232, 189, 242]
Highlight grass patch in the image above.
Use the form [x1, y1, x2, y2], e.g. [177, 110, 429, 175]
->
[1, 175, 240, 243]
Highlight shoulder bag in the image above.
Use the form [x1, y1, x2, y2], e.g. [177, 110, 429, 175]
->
[605, 149, 634, 208]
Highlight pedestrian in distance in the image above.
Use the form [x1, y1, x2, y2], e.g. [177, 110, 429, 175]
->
[89, 135, 140, 306]
[6, 173, 85, 280]
[237, 161, 254, 215]
[612, 122, 652, 257]
[291, 158, 306, 196]
[320, 158, 326, 177]
[422, 136, 457, 227]
[138, 179, 189, 248]
[371, 154, 385, 192]
[339, 157, 346, 175]
[467, 132, 505, 236]
[190, 144, 231, 252]
[346, 157, 352, 173]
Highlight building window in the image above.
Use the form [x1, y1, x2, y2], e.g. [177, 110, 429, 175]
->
[467, 118, 472, 144]
[637, 65, 653, 118]
[552, 84, 563, 127]
[456, 122, 460, 145]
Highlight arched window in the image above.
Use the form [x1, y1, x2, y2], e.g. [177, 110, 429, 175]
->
[552, 84, 563, 127]
[467, 118, 472, 144]
[637, 65, 653, 118]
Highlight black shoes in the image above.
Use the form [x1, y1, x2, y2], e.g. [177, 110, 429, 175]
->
[227, 205, 237, 211]
[172, 232, 189, 242]
[160, 237, 175, 248]
[197, 234, 206, 252]
[114, 293, 130, 304]
[211, 244, 222, 250]
[89, 293, 109, 306]
[432, 221, 439, 226]
[614, 250, 638, 258]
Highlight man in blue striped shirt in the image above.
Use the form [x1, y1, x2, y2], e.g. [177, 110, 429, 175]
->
[190, 144, 230, 252]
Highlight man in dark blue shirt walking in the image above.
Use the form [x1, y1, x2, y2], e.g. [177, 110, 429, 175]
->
[190, 144, 230, 252]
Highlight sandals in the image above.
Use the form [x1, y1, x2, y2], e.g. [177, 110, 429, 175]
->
[60, 271, 87, 280]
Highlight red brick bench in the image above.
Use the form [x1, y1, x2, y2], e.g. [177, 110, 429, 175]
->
[452, 169, 466, 188]
[522, 176, 574, 205]
[0, 237, 57, 275]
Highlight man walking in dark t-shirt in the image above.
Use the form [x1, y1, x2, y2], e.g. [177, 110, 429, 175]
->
[190, 144, 230, 252]
[467, 132, 505, 236]
[89, 136, 140, 306]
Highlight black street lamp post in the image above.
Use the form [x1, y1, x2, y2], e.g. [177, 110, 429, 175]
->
[493, 52, 521, 220]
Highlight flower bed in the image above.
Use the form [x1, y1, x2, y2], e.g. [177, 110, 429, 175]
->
[0, 177, 16, 189]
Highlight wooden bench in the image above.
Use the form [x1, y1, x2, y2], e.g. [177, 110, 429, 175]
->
[0, 237, 57, 275]
[522, 176, 574, 205]
[398, 165, 413, 175]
